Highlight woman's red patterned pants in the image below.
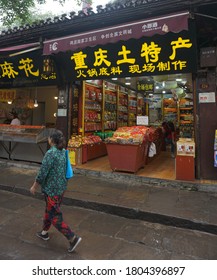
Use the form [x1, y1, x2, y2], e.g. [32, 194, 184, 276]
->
[42, 193, 74, 240]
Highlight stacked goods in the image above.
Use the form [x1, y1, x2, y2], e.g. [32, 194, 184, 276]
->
[84, 110, 101, 121]
[82, 135, 102, 145]
[105, 125, 163, 155]
[85, 122, 102, 131]
[68, 135, 102, 147]
[105, 126, 149, 145]
[67, 135, 83, 166]
[68, 135, 83, 148]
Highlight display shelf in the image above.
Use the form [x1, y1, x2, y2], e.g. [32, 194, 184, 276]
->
[128, 91, 137, 127]
[103, 82, 117, 131]
[71, 86, 79, 135]
[178, 98, 194, 138]
[163, 98, 178, 123]
[83, 80, 148, 133]
[117, 87, 128, 128]
[137, 93, 145, 116]
[84, 81, 103, 134]
[85, 80, 103, 88]
[84, 122, 102, 132]
[147, 94, 162, 125]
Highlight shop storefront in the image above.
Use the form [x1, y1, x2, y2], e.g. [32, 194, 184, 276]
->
[0, 49, 62, 162]
[0, 3, 216, 182]
[42, 11, 198, 180]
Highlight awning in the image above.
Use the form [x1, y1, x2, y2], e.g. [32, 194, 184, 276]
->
[0, 42, 42, 58]
[0, 42, 41, 52]
[43, 11, 190, 55]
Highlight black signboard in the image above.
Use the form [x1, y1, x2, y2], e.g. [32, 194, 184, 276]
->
[137, 80, 154, 93]
[0, 50, 60, 88]
[0, 28, 197, 88]
[55, 30, 197, 81]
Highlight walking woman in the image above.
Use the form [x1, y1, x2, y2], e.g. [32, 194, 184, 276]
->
[30, 129, 81, 253]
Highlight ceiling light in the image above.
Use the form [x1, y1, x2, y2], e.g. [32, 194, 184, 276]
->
[7, 100, 12, 104]
[54, 96, 58, 100]
[34, 100, 38, 107]
[125, 82, 131, 85]
[125, 77, 131, 80]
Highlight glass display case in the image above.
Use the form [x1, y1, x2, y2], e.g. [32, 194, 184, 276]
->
[0, 125, 49, 162]
[0, 125, 47, 143]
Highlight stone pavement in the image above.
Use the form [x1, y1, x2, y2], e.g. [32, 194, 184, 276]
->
[1, 159, 217, 236]
[1, 189, 217, 260]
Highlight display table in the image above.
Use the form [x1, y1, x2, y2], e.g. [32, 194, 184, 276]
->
[0, 124, 49, 163]
[81, 142, 107, 163]
[106, 141, 148, 173]
[87, 142, 107, 161]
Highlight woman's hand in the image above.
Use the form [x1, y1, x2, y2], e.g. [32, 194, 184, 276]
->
[30, 181, 39, 195]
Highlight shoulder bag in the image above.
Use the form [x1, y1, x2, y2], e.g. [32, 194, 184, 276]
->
[65, 149, 74, 179]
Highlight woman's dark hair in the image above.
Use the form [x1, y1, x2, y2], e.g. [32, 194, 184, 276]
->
[10, 112, 18, 119]
[50, 129, 66, 150]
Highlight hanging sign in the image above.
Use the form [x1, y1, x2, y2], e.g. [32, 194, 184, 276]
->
[137, 80, 154, 93]
[137, 115, 149, 126]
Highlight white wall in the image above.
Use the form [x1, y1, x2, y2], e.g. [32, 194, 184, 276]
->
[30, 86, 58, 125]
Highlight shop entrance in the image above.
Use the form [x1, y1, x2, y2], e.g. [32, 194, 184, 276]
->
[69, 73, 195, 180]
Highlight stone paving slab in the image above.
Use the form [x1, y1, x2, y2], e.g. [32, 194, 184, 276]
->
[1, 160, 217, 235]
[1, 190, 217, 259]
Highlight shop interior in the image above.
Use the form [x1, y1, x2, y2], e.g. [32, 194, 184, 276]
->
[0, 85, 59, 163]
[110, 73, 193, 131]
[69, 73, 194, 180]
[0, 74, 194, 180]
[0, 86, 58, 127]
[81, 73, 193, 133]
